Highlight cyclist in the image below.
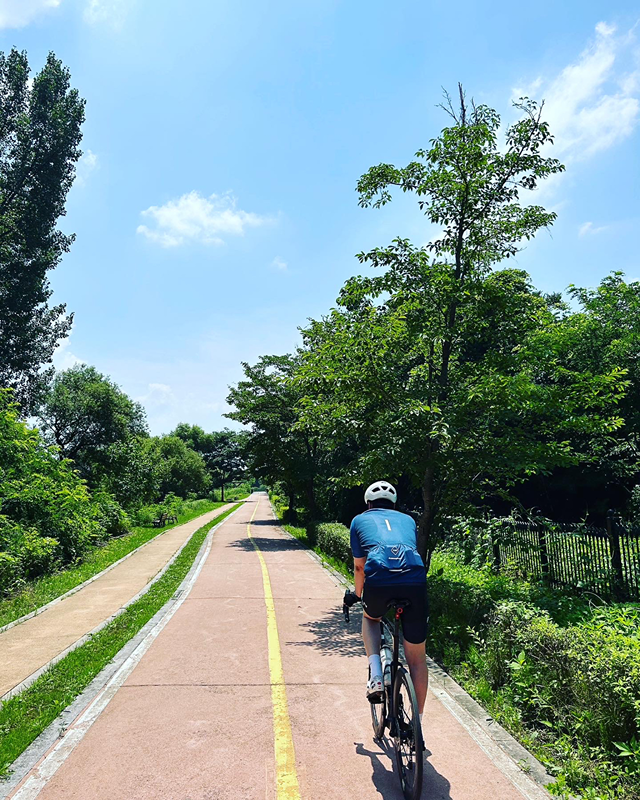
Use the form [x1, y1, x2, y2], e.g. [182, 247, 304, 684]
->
[345, 480, 428, 721]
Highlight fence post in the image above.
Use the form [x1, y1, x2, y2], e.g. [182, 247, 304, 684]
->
[537, 528, 550, 582]
[491, 525, 501, 571]
[606, 510, 625, 601]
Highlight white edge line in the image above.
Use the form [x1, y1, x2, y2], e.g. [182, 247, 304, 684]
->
[0, 503, 238, 702]
[0, 504, 234, 635]
[5, 501, 245, 800]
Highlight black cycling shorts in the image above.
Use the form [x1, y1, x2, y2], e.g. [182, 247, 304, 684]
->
[361, 582, 429, 644]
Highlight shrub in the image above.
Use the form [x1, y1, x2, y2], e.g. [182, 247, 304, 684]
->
[315, 522, 351, 563]
[93, 492, 130, 537]
[0, 390, 101, 592]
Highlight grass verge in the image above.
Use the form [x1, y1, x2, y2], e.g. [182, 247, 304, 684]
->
[0, 499, 225, 629]
[0, 502, 241, 777]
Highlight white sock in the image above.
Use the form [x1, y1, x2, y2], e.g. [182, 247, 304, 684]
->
[368, 654, 382, 679]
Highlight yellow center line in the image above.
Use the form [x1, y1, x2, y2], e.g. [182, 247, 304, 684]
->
[247, 501, 301, 799]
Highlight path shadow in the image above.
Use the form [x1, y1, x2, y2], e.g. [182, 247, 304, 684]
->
[354, 739, 452, 799]
[248, 518, 280, 526]
[227, 536, 305, 552]
[287, 606, 365, 658]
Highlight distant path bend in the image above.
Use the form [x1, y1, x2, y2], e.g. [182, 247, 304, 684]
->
[0, 503, 235, 700]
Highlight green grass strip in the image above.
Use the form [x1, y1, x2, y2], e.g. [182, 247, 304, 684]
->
[0, 502, 241, 777]
[0, 500, 225, 629]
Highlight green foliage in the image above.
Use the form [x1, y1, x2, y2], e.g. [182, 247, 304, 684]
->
[0, 49, 84, 412]
[144, 435, 211, 499]
[95, 436, 160, 509]
[226, 354, 324, 516]
[0, 499, 221, 628]
[0, 389, 100, 594]
[315, 522, 351, 563]
[92, 491, 130, 537]
[428, 549, 640, 799]
[35, 364, 148, 481]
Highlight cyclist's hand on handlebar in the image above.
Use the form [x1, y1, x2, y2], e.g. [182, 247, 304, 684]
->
[343, 590, 361, 608]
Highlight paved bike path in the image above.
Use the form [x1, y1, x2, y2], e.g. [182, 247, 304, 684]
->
[13, 494, 543, 799]
[0, 503, 234, 699]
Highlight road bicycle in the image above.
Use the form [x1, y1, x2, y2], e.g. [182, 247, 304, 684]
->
[344, 591, 424, 800]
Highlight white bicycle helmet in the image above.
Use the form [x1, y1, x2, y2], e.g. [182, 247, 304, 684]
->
[364, 480, 397, 504]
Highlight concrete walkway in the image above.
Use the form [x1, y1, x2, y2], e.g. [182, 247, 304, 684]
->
[0, 503, 234, 699]
[8, 493, 549, 799]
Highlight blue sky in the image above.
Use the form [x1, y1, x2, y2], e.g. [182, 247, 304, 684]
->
[2, 0, 639, 434]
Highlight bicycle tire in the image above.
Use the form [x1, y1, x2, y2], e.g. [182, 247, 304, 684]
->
[369, 665, 386, 739]
[392, 665, 423, 800]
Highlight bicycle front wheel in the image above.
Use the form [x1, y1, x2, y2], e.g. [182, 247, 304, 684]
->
[392, 665, 423, 800]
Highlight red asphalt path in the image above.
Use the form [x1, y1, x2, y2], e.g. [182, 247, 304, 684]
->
[13, 494, 537, 799]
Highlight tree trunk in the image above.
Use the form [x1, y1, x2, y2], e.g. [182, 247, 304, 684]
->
[305, 478, 318, 519]
[287, 490, 297, 523]
[418, 464, 435, 572]
[221, 482, 225, 502]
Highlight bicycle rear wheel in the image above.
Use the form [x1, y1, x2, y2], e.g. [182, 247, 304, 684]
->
[392, 665, 423, 800]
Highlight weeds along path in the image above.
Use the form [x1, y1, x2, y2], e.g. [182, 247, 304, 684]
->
[8, 493, 549, 799]
[0, 504, 235, 700]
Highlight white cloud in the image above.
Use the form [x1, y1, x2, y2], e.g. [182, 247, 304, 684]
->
[52, 334, 83, 371]
[74, 149, 98, 187]
[0, 0, 61, 28]
[513, 22, 640, 162]
[271, 256, 288, 271]
[84, 0, 128, 27]
[137, 191, 271, 248]
[579, 221, 609, 236]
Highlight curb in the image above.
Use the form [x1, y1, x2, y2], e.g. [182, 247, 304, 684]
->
[269, 501, 554, 799]
[0, 503, 239, 703]
[0, 503, 233, 636]
[0, 501, 245, 800]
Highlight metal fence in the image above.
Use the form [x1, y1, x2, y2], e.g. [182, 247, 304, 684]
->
[491, 514, 640, 601]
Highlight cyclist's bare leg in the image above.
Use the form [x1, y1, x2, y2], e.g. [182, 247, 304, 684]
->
[362, 611, 381, 658]
[404, 640, 428, 712]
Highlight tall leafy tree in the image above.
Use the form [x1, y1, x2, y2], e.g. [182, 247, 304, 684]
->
[0, 50, 85, 411]
[144, 435, 211, 499]
[226, 355, 321, 515]
[296, 90, 627, 562]
[35, 364, 148, 482]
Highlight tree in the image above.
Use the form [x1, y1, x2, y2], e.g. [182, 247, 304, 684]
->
[0, 50, 85, 411]
[35, 364, 148, 483]
[207, 429, 246, 501]
[512, 272, 640, 522]
[144, 435, 211, 499]
[172, 423, 247, 501]
[0, 389, 99, 587]
[296, 89, 627, 563]
[226, 355, 321, 516]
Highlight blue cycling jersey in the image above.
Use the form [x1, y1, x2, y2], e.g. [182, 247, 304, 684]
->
[350, 509, 426, 585]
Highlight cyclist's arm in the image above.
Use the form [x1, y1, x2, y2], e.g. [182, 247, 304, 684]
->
[353, 557, 366, 597]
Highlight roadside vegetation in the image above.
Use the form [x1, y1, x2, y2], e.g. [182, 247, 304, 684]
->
[0, 502, 241, 777]
[233, 91, 640, 800]
[0, 498, 224, 629]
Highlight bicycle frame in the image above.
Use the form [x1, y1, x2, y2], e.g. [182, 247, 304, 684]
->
[382, 605, 404, 729]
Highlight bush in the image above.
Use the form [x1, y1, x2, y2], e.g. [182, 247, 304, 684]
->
[429, 548, 640, 798]
[93, 492, 130, 537]
[0, 389, 101, 593]
[0, 517, 60, 593]
[315, 522, 351, 563]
